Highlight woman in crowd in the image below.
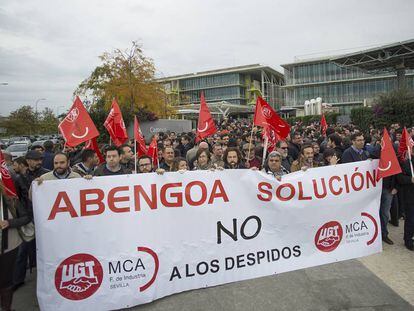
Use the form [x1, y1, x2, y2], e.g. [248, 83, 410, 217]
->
[193, 149, 215, 170]
[171, 157, 189, 172]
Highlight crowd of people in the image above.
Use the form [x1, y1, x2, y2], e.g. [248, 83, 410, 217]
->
[0, 117, 413, 310]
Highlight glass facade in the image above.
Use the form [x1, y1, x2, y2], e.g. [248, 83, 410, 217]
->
[283, 60, 414, 110]
[179, 73, 246, 105]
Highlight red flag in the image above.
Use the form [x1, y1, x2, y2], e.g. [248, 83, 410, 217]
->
[196, 92, 217, 142]
[58, 97, 100, 147]
[134, 116, 147, 156]
[0, 150, 17, 197]
[321, 114, 328, 136]
[147, 137, 159, 168]
[253, 97, 290, 139]
[377, 128, 402, 180]
[262, 127, 280, 153]
[84, 138, 105, 164]
[104, 100, 128, 147]
[397, 127, 414, 161]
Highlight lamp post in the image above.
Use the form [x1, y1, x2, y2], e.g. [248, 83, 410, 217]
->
[35, 98, 47, 114]
[34, 98, 46, 136]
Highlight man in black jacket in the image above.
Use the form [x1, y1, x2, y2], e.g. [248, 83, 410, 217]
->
[13, 150, 49, 289]
[396, 158, 414, 251]
[93, 146, 131, 176]
[288, 131, 302, 161]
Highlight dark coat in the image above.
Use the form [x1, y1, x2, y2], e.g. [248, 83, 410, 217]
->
[341, 147, 369, 163]
[42, 151, 54, 171]
[288, 142, 301, 161]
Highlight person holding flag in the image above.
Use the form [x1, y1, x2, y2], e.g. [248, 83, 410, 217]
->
[0, 150, 31, 311]
[377, 128, 402, 245]
[396, 128, 414, 251]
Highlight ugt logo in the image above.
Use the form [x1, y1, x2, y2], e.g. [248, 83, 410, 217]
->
[314, 221, 343, 252]
[55, 253, 103, 300]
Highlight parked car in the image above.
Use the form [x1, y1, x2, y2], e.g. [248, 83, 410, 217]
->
[31, 140, 47, 148]
[6, 143, 29, 159]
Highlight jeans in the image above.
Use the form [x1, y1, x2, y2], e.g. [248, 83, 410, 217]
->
[13, 239, 36, 285]
[380, 189, 394, 237]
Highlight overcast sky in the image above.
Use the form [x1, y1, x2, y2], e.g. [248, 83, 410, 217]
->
[1, 0, 413, 116]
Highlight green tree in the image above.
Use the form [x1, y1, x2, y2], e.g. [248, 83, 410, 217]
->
[1, 105, 37, 135]
[38, 107, 59, 135]
[76, 41, 172, 127]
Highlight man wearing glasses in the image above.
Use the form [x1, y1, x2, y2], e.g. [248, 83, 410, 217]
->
[137, 155, 154, 173]
[276, 140, 293, 172]
[341, 133, 369, 163]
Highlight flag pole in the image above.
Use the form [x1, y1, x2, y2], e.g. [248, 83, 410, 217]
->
[0, 186, 3, 257]
[134, 141, 137, 174]
[247, 122, 255, 164]
[408, 145, 414, 177]
[262, 135, 269, 167]
[0, 179, 3, 223]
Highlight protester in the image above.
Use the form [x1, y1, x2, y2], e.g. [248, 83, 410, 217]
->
[193, 149, 214, 170]
[13, 150, 49, 289]
[276, 140, 293, 172]
[137, 155, 153, 173]
[262, 151, 289, 180]
[42, 141, 54, 171]
[243, 143, 261, 169]
[223, 147, 245, 169]
[211, 143, 224, 168]
[288, 131, 302, 161]
[0, 192, 30, 311]
[342, 132, 369, 163]
[119, 144, 135, 171]
[171, 157, 189, 172]
[396, 155, 414, 251]
[93, 146, 132, 176]
[72, 149, 99, 177]
[290, 144, 318, 172]
[159, 146, 175, 172]
[35, 153, 81, 183]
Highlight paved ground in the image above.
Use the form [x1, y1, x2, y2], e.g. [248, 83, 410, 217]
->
[13, 221, 414, 311]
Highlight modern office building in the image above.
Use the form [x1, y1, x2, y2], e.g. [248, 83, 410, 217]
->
[158, 64, 284, 118]
[281, 40, 414, 115]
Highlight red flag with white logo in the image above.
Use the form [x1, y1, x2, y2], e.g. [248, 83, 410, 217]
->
[262, 127, 280, 153]
[134, 116, 147, 156]
[196, 92, 217, 142]
[84, 138, 105, 164]
[147, 137, 159, 168]
[104, 100, 128, 147]
[321, 114, 328, 136]
[253, 97, 290, 140]
[397, 127, 414, 161]
[58, 97, 100, 147]
[377, 128, 402, 180]
[0, 150, 17, 197]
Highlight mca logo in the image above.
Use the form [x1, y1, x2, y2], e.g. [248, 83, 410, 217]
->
[55, 253, 103, 300]
[65, 108, 79, 123]
[314, 221, 343, 252]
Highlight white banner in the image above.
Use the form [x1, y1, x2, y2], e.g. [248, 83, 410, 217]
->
[33, 160, 382, 311]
